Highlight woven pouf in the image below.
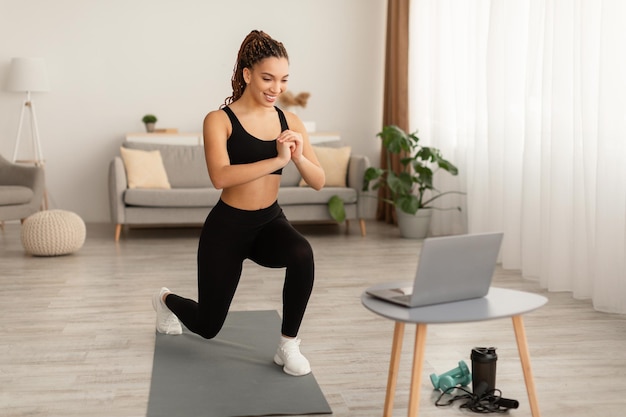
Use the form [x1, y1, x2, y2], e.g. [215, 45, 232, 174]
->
[21, 210, 86, 256]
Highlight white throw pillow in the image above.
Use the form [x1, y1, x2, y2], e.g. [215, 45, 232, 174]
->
[300, 146, 351, 187]
[120, 147, 171, 189]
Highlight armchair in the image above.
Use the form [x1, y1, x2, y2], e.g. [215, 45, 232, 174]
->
[0, 154, 45, 228]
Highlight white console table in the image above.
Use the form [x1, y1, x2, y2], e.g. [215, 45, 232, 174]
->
[308, 132, 340, 145]
[125, 132, 202, 145]
[126, 132, 339, 146]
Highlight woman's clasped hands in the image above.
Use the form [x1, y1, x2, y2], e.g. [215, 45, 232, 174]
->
[277, 130, 304, 163]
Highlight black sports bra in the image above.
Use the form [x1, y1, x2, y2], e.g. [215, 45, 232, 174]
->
[222, 106, 289, 175]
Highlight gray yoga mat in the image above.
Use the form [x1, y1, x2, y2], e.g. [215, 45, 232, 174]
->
[147, 310, 332, 417]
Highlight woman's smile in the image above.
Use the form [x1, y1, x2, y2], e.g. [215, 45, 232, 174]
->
[264, 93, 278, 103]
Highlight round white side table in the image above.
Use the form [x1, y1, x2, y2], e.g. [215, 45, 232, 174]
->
[362, 284, 547, 417]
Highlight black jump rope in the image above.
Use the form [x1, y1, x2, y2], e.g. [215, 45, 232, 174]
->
[435, 381, 519, 413]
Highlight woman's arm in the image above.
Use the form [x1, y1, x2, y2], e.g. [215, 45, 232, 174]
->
[280, 113, 325, 191]
[203, 110, 292, 190]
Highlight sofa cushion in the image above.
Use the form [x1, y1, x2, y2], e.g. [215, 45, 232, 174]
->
[299, 146, 351, 187]
[0, 185, 34, 205]
[124, 188, 222, 208]
[123, 142, 212, 188]
[277, 186, 357, 206]
[280, 162, 301, 187]
[120, 147, 171, 189]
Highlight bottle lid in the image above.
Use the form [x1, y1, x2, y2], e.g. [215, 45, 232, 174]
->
[471, 347, 498, 362]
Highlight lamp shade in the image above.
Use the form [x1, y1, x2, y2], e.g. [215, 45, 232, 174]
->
[6, 57, 50, 93]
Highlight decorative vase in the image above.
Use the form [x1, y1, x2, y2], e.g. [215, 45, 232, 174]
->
[396, 208, 432, 239]
[145, 123, 155, 133]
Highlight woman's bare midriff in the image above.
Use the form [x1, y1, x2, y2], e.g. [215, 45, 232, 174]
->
[219, 174, 282, 210]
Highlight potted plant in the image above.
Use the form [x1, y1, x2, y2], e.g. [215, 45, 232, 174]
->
[362, 125, 462, 238]
[142, 114, 158, 132]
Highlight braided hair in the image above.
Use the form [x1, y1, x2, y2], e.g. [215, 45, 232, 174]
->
[223, 30, 289, 107]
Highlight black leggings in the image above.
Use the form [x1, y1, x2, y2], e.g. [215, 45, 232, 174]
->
[165, 199, 314, 339]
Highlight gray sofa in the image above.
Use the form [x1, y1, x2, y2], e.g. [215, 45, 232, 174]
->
[0, 154, 45, 227]
[108, 141, 370, 241]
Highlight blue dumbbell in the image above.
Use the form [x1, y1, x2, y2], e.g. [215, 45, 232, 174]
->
[430, 360, 472, 391]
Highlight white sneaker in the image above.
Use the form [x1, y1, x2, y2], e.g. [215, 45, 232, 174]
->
[274, 337, 311, 376]
[151, 287, 182, 335]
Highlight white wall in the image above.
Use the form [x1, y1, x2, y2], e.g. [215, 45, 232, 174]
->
[0, 0, 386, 222]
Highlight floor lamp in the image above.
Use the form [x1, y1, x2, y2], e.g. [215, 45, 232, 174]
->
[6, 57, 50, 209]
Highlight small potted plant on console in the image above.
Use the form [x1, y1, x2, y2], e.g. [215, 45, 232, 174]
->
[142, 114, 158, 132]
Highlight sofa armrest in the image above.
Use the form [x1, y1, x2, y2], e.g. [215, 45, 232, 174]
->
[347, 154, 369, 191]
[0, 156, 41, 189]
[25, 165, 45, 214]
[347, 154, 371, 219]
[108, 156, 127, 224]
[0, 156, 45, 214]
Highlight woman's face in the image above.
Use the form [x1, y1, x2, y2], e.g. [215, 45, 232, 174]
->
[243, 57, 289, 107]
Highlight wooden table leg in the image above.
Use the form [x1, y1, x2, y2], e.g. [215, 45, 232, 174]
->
[383, 322, 405, 417]
[115, 224, 122, 242]
[407, 324, 427, 417]
[512, 315, 541, 417]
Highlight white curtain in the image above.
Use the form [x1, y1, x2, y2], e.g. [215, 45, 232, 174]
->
[409, 0, 626, 314]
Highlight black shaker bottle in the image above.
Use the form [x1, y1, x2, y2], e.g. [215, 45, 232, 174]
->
[471, 347, 498, 396]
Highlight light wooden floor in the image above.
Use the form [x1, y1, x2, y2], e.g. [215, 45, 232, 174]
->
[1, 220, 625, 417]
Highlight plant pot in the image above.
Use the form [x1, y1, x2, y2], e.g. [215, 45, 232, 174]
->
[396, 208, 432, 239]
[145, 122, 156, 133]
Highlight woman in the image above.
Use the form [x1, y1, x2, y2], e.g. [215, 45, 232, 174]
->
[151, 30, 325, 377]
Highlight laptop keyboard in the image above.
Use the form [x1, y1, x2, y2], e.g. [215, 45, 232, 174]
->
[392, 294, 411, 303]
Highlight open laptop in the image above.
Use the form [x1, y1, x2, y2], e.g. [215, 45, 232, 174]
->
[366, 232, 504, 307]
